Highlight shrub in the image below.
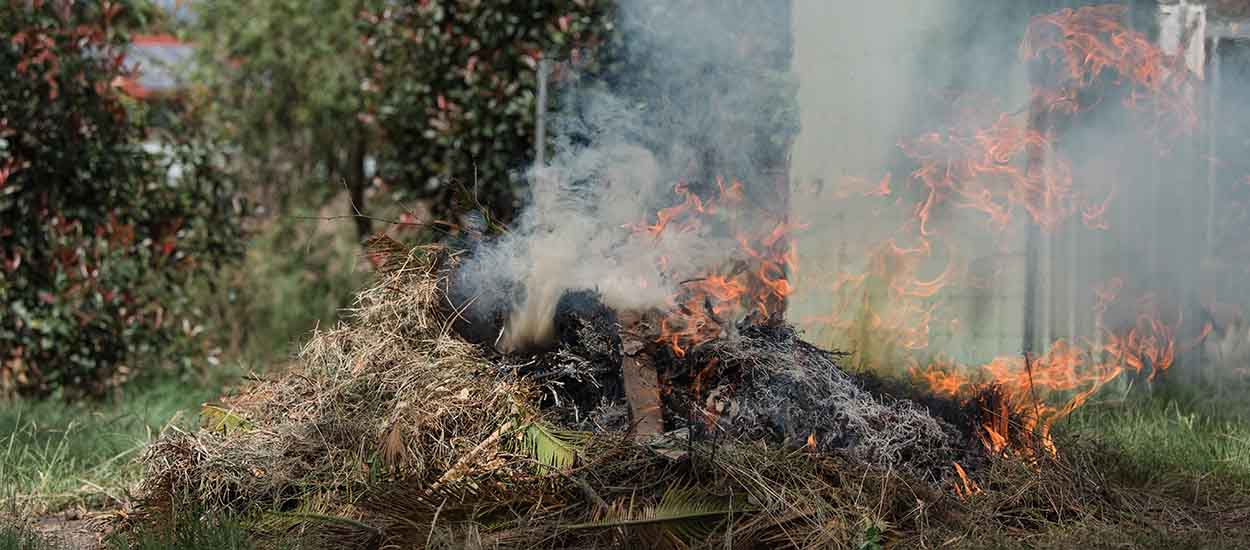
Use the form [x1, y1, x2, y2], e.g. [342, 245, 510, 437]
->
[191, 0, 382, 238]
[0, 0, 241, 398]
[365, 0, 613, 226]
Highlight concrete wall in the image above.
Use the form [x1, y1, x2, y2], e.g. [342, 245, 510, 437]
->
[787, 1, 1226, 370]
[788, 1, 1034, 366]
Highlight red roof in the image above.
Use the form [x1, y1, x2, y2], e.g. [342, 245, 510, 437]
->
[131, 34, 184, 46]
[117, 35, 193, 100]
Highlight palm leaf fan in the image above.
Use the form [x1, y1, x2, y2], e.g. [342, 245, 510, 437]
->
[508, 421, 590, 471]
[564, 483, 754, 544]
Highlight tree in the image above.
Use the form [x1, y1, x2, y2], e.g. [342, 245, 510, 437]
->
[0, 0, 241, 398]
[364, 0, 612, 228]
[192, 0, 381, 238]
[194, 0, 612, 236]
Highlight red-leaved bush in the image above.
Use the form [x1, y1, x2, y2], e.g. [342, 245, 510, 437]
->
[1, 0, 240, 398]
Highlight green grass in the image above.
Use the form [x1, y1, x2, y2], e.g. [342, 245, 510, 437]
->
[1061, 381, 1250, 487]
[0, 371, 242, 518]
[104, 512, 257, 550]
[0, 522, 56, 550]
[227, 212, 363, 366]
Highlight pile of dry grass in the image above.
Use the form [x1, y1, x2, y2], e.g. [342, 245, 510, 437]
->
[132, 245, 1250, 549]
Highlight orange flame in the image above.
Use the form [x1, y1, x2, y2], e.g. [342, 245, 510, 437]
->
[953, 462, 982, 499]
[912, 299, 1182, 458]
[637, 179, 801, 356]
[838, 6, 1201, 461]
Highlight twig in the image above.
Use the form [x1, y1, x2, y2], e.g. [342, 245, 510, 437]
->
[289, 212, 456, 233]
[268, 511, 381, 536]
[425, 497, 447, 547]
[430, 419, 514, 492]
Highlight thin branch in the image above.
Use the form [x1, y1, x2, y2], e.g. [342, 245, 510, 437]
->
[288, 212, 458, 233]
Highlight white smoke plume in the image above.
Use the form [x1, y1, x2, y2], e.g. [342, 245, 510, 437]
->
[452, 0, 796, 352]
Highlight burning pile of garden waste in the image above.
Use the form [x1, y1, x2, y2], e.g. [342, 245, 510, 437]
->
[127, 3, 1250, 549]
[128, 235, 1249, 549]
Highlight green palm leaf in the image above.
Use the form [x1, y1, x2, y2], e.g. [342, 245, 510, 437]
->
[508, 421, 590, 471]
[200, 404, 253, 435]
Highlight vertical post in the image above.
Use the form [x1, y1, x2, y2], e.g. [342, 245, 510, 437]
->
[1023, 91, 1048, 358]
[618, 311, 663, 439]
[1206, 39, 1220, 261]
[534, 59, 550, 167]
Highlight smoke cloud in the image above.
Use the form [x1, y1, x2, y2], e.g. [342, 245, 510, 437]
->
[454, 0, 796, 351]
[457, 0, 1250, 381]
[791, 0, 1250, 378]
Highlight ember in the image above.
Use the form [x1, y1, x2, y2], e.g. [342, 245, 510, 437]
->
[628, 179, 801, 357]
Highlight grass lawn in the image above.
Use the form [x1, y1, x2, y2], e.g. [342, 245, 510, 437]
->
[0, 522, 57, 550]
[0, 370, 243, 519]
[1062, 380, 1250, 490]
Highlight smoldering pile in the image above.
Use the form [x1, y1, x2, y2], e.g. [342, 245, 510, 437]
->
[131, 244, 1010, 549]
[473, 276, 975, 476]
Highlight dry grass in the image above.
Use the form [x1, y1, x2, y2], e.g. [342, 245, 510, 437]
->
[130, 245, 1250, 549]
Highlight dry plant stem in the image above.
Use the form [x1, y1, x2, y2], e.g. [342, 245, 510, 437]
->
[618, 310, 663, 439]
[432, 419, 513, 491]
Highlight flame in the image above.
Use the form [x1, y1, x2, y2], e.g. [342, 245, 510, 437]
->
[911, 299, 1183, 458]
[953, 462, 981, 499]
[1025, 6, 1200, 121]
[630, 6, 1205, 467]
[898, 103, 1081, 234]
[637, 178, 801, 356]
[810, 6, 1203, 461]
[804, 237, 956, 363]
[1021, 5, 1197, 137]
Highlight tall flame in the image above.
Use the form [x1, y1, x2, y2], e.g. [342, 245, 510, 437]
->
[812, 6, 1199, 458]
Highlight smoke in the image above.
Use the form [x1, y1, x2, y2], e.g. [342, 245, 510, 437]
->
[456, 0, 1250, 380]
[791, 0, 1250, 378]
[454, 0, 796, 351]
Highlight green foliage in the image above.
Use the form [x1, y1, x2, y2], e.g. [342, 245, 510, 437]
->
[855, 518, 887, 550]
[191, 0, 380, 221]
[365, 0, 613, 225]
[216, 211, 365, 365]
[200, 403, 252, 435]
[0, 0, 241, 398]
[510, 421, 589, 471]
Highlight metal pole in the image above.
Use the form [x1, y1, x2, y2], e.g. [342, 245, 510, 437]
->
[534, 59, 550, 167]
[1206, 39, 1220, 260]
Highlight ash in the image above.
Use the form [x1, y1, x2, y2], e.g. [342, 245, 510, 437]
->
[673, 324, 965, 477]
[513, 297, 968, 479]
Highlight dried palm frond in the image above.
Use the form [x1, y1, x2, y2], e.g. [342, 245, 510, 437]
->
[564, 483, 753, 546]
